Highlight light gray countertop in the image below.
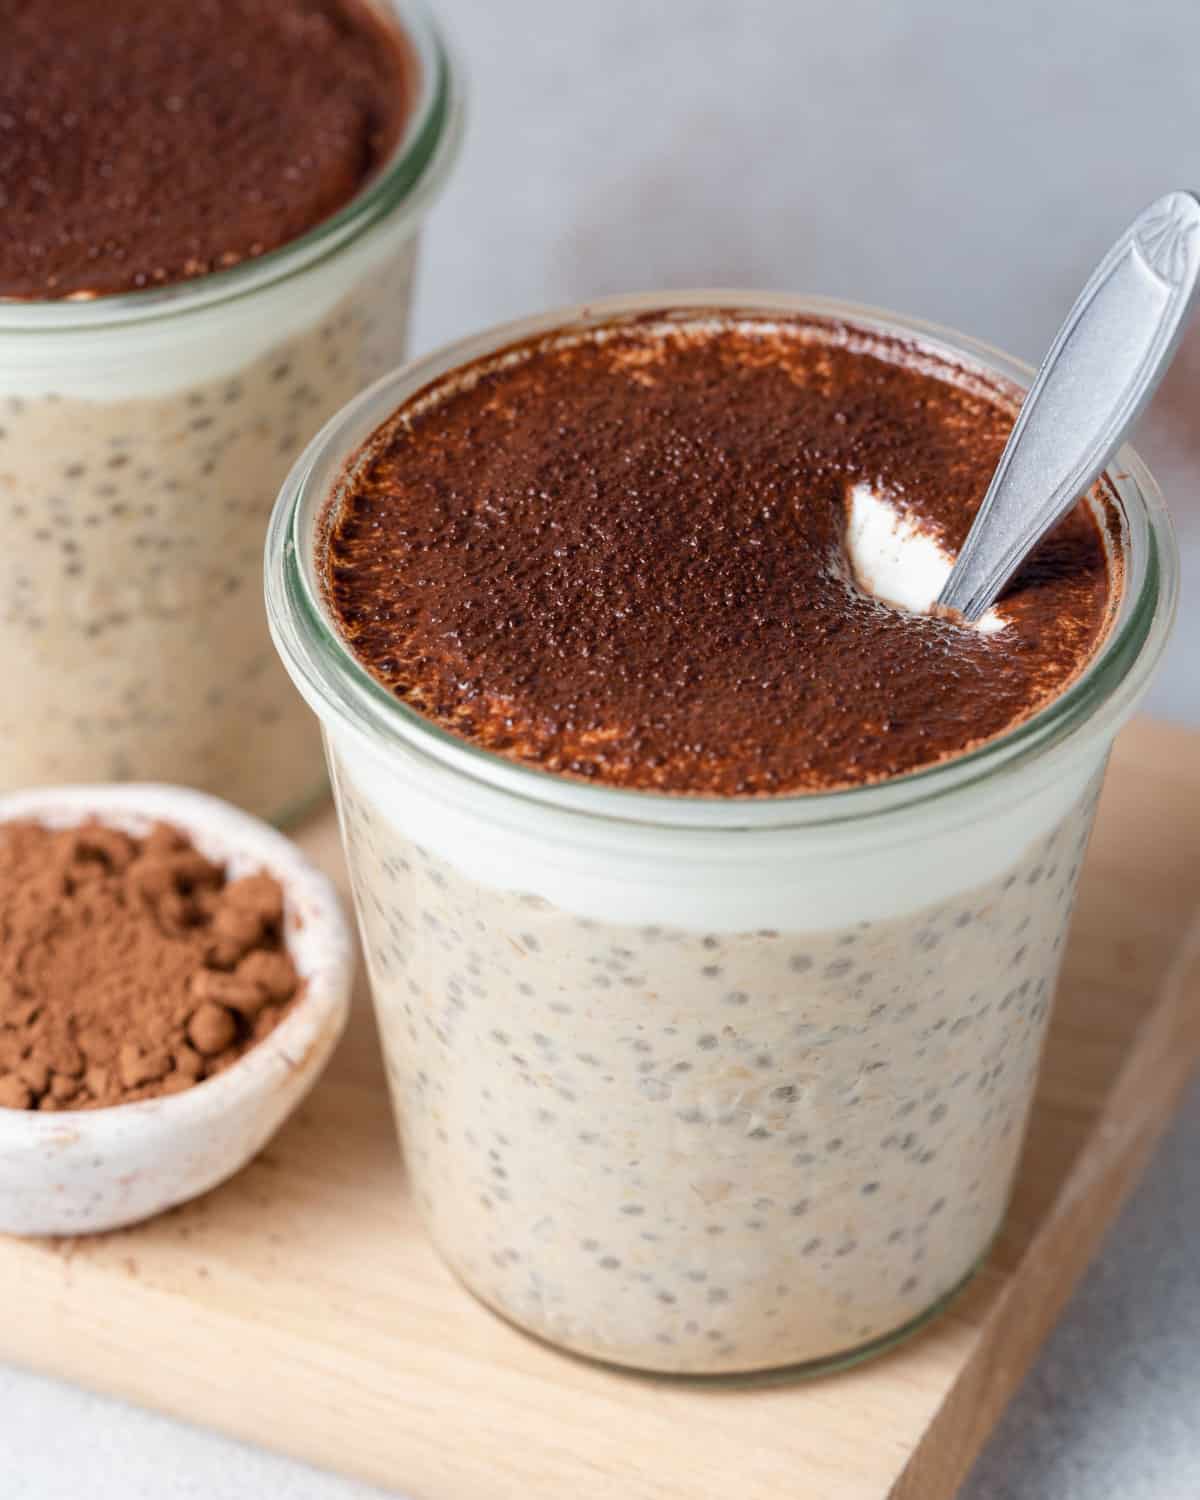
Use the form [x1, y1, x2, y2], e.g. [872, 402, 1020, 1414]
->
[6, 1, 1200, 1493]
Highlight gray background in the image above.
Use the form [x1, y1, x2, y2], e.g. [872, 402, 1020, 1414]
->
[5, 0, 1200, 1494]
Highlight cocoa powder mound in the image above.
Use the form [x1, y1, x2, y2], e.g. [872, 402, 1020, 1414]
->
[0, 818, 300, 1111]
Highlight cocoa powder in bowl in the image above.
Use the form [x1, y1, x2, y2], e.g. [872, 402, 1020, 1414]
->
[0, 818, 300, 1111]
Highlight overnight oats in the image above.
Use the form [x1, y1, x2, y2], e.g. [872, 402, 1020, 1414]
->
[0, 0, 460, 820]
[266, 293, 1177, 1374]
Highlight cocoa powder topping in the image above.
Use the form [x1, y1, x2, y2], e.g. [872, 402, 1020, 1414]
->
[0, 818, 300, 1111]
[0, 0, 412, 299]
[324, 313, 1117, 796]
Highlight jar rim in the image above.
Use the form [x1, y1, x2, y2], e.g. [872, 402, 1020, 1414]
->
[265, 290, 1179, 833]
[0, 0, 461, 331]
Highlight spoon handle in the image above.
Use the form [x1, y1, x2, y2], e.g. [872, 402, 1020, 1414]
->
[937, 190, 1200, 622]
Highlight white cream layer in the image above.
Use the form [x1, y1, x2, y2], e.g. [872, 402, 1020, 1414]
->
[845, 483, 1005, 633]
[0, 229, 405, 401]
[329, 724, 1101, 932]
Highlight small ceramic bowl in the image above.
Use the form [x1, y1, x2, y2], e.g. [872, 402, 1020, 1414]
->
[0, 783, 354, 1236]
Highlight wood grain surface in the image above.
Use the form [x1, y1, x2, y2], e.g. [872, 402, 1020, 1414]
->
[1, 717, 1198, 1500]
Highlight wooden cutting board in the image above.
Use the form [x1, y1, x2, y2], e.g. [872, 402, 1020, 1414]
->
[3, 717, 1200, 1500]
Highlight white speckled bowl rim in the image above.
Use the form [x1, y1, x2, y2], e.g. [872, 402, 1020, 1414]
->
[0, 784, 354, 1152]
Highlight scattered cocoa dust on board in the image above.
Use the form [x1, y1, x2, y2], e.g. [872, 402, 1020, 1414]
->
[0, 818, 300, 1111]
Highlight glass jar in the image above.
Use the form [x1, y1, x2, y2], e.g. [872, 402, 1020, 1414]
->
[0, 0, 461, 823]
[266, 292, 1178, 1375]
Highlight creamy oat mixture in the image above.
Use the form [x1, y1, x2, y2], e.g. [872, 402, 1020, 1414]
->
[337, 756, 1098, 1374]
[0, 249, 413, 818]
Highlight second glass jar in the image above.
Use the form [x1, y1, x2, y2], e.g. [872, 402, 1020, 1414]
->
[0, 0, 460, 822]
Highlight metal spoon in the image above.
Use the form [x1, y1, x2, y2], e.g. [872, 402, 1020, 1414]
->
[936, 189, 1200, 623]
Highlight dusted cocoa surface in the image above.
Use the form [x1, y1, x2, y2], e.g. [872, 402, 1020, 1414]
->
[0, 818, 299, 1110]
[324, 315, 1116, 796]
[0, 0, 411, 299]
